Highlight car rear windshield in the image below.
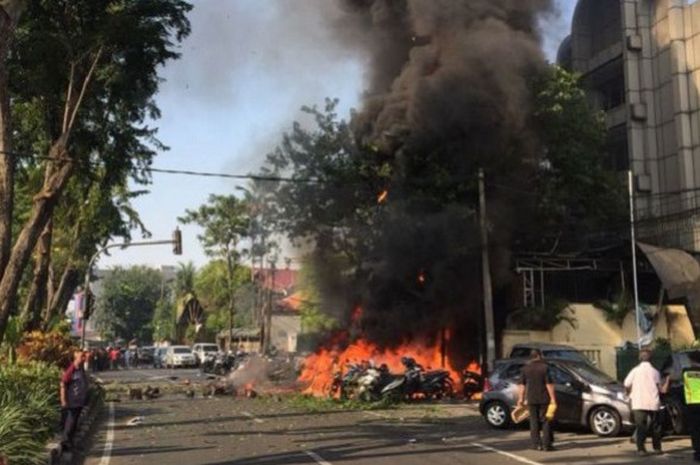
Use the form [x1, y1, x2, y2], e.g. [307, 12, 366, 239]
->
[174, 348, 191, 354]
[202, 345, 218, 352]
[567, 363, 616, 385]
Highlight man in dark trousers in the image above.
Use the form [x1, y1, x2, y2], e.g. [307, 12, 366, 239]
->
[60, 350, 89, 451]
[517, 349, 557, 451]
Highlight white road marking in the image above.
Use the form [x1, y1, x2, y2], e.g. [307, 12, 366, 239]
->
[242, 411, 264, 423]
[97, 402, 116, 465]
[305, 450, 333, 465]
[471, 442, 544, 465]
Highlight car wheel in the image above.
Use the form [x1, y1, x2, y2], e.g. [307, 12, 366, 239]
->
[484, 401, 511, 429]
[666, 399, 686, 435]
[589, 406, 621, 437]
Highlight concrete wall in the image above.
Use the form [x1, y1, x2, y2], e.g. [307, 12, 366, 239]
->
[502, 303, 695, 377]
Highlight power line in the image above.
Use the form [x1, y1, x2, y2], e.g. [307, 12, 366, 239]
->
[148, 168, 320, 184]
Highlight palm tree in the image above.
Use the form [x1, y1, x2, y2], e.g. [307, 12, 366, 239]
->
[174, 262, 196, 298]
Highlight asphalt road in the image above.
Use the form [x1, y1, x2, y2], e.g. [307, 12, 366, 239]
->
[77, 390, 698, 465]
[94, 367, 205, 385]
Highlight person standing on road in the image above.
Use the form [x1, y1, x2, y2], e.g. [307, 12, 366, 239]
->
[517, 349, 557, 452]
[681, 351, 700, 462]
[623, 349, 669, 456]
[60, 350, 89, 451]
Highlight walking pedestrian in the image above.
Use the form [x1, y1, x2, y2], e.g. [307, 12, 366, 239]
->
[60, 350, 89, 451]
[623, 349, 669, 456]
[517, 349, 557, 451]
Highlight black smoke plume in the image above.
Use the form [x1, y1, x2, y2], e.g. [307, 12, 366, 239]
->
[310, 0, 553, 364]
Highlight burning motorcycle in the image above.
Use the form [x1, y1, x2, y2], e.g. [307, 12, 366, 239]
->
[381, 357, 453, 402]
[200, 351, 236, 376]
[462, 369, 482, 400]
[329, 363, 364, 400]
[355, 363, 395, 402]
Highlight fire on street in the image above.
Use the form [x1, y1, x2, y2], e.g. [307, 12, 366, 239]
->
[78, 389, 697, 465]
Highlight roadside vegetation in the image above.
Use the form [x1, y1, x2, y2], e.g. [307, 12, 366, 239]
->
[0, 362, 60, 465]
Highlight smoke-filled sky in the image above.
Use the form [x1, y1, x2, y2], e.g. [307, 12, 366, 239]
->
[101, 0, 577, 269]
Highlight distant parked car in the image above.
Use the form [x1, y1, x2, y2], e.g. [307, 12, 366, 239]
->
[164, 346, 196, 368]
[659, 349, 700, 435]
[479, 358, 632, 437]
[138, 346, 155, 366]
[153, 347, 167, 368]
[192, 343, 220, 365]
[509, 343, 594, 365]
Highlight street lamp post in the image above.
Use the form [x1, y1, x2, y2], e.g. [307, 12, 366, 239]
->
[80, 230, 182, 349]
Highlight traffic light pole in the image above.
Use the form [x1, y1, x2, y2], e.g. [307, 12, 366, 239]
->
[81, 231, 182, 349]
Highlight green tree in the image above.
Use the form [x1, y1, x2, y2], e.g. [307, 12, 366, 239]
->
[529, 65, 625, 249]
[179, 195, 250, 348]
[174, 261, 196, 297]
[194, 260, 253, 335]
[93, 266, 162, 343]
[151, 298, 175, 343]
[0, 0, 192, 345]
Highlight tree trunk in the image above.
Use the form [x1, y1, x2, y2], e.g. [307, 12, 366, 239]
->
[20, 221, 52, 331]
[0, 7, 16, 280]
[0, 143, 73, 346]
[44, 264, 80, 330]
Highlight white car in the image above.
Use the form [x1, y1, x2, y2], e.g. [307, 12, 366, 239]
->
[192, 343, 219, 365]
[164, 346, 196, 368]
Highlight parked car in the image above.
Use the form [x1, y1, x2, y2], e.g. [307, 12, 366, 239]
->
[153, 347, 167, 368]
[509, 343, 593, 365]
[192, 343, 220, 365]
[659, 349, 700, 435]
[137, 346, 155, 366]
[164, 346, 196, 368]
[479, 358, 632, 437]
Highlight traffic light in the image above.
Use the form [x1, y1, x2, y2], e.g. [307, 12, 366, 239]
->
[83, 289, 94, 320]
[173, 228, 182, 255]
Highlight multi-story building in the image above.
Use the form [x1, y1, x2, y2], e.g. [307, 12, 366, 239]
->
[559, 0, 700, 251]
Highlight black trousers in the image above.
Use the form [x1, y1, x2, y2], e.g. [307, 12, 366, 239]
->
[61, 407, 83, 447]
[528, 404, 552, 449]
[632, 410, 661, 452]
[687, 405, 700, 460]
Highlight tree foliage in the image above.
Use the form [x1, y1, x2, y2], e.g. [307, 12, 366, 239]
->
[0, 0, 192, 345]
[194, 260, 253, 334]
[94, 266, 162, 342]
[528, 65, 626, 250]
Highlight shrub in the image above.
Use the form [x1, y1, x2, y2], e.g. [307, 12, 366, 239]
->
[0, 362, 61, 465]
[15, 329, 76, 367]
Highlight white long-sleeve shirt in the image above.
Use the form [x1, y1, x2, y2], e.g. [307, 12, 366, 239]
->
[623, 361, 661, 411]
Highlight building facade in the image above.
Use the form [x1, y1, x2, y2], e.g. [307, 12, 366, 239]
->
[559, 0, 700, 251]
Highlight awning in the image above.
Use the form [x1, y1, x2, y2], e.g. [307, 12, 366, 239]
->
[637, 242, 700, 300]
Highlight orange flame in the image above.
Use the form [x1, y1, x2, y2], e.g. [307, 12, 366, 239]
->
[377, 190, 389, 204]
[298, 335, 478, 397]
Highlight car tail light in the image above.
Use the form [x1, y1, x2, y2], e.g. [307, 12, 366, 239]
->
[483, 377, 493, 393]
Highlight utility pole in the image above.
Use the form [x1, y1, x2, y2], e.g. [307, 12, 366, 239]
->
[478, 169, 496, 373]
[263, 259, 276, 354]
[628, 170, 642, 349]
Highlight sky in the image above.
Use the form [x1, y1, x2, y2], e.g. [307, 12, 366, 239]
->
[100, 0, 578, 270]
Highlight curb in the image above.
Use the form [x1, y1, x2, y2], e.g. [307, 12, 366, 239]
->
[45, 386, 105, 465]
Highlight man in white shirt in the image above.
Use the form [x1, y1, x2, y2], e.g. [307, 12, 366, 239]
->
[623, 349, 669, 456]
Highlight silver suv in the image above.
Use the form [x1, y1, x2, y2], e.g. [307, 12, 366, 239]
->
[479, 359, 633, 437]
